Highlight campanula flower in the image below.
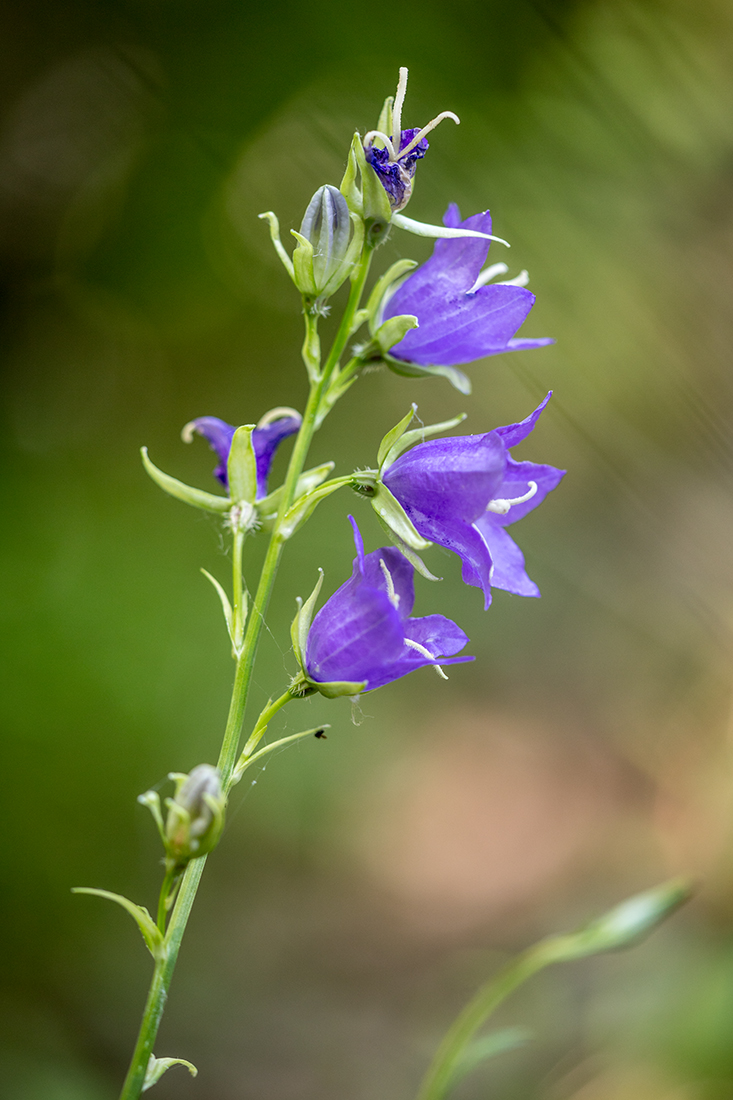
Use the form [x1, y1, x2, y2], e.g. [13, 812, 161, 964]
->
[304, 517, 472, 692]
[380, 204, 552, 392]
[362, 67, 459, 213]
[183, 408, 301, 499]
[380, 394, 564, 608]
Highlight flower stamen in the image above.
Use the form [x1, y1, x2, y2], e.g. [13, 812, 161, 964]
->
[486, 480, 538, 515]
[362, 130, 397, 159]
[468, 263, 509, 294]
[379, 558, 400, 608]
[403, 637, 449, 680]
[398, 111, 460, 160]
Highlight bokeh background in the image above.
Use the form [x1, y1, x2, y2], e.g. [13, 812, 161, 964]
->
[3, 0, 733, 1097]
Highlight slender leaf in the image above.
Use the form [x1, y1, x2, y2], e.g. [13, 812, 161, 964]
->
[72, 888, 164, 959]
[141, 449, 230, 513]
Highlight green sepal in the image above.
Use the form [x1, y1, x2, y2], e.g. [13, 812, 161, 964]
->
[257, 463, 335, 525]
[374, 512, 441, 581]
[448, 1028, 531, 1092]
[141, 448, 231, 513]
[340, 133, 363, 216]
[312, 678, 367, 698]
[257, 211, 295, 279]
[365, 259, 418, 326]
[143, 1055, 198, 1092]
[279, 476, 352, 540]
[227, 425, 257, 505]
[355, 136, 392, 226]
[374, 314, 418, 357]
[291, 569, 324, 667]
[381, 412, 467, 472]
[376, 95, 393, 138]
[290, 230, 317, 296]
[377, 404, 417, 468]
[137, 790, 166, 844]
[72, 887, 164, 960]
[384, 355, 472, 395]
[370, 483, 431, 550]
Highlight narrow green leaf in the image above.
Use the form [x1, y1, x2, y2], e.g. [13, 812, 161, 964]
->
[200, 569, 235, 647]
[72, 888, 164, 958]
[370, 484, 432, 550]
[339, 134, 363, 216]
[234, 725, 332, 783]
[257, 211, 295, 278]
[291, 569, 324, 666]
[141, 449, 231, 513]
[377, 405, 417, 468]
[227, 426, 257, 505]
[448, 1028, 531, 1090]
[353, 134, 392, 225]
[143, 1055, 198, 1091]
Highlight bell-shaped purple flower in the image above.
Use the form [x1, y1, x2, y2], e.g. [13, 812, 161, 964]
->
[382, 204, 552, 390]
[184, 411, 301, 499]
[304, 518, 472, 692]
[381, 394, 564, 608]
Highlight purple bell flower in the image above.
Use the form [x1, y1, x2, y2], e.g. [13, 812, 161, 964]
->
[304, 517, 472, 692]
[382, 204, 552, 387]
[184, 410, 301, 499]
[381, 394, 564, 608]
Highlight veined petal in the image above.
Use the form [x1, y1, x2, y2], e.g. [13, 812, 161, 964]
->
[494, 392, 552, 448]
[404, 613, 470, 658]
[474, 519, 540, 597]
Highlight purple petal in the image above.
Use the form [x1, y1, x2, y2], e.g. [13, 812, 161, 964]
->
[404, 613, 470, 657]
[473, 518, 540, 597]
[189, 416, 236, 487]
[305, 582, 406, 686]
[252, 415, 301, 498]
[494, 457, 566, 525]
[360, 546, 416, 619]
[403, 510, 495, 610]
[494, 392, 552, 448]
[506, 337, 555, 352]
[383, 433, 506, 525]
[388, 285, 538, 367]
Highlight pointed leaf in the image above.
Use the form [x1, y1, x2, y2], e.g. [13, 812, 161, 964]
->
[370, 483, 431, 550]
[141, 449, 231, 513]
[227, 426, 257, 505]
[143, 1055, 198, 1091]
[381, 413, 467, 471]
[353, 135, 392, 225]
[340, 134, 363, 215]
[377, 405, 417, 468]
[392, 213, 510, 247]
[290, 230, 317, 296]
[291, 569, 324, 666]
[72, 888, 164, 958]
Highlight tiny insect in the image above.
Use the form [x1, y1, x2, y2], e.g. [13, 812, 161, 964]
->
[314, 729, 327, 739]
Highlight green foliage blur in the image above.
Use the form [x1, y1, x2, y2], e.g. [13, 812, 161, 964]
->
[2, 1, 733, 1097]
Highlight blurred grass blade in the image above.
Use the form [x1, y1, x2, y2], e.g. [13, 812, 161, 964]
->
[417, 878, 691, 1100]
[447, 1027, 531, 1091]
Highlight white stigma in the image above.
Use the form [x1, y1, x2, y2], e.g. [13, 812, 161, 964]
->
[379, 558, 400, 609]
[497, 269, 530, 287]
[391, 67, 409, 145]
[256, 406, 301, 428]
[404, 637, 448, 680]
[468, 263, 509, 294]
[181, 420, 198, 443]
[486, 480, 538, 515]
[398, 111, 460, 160]
[362, 130, 397, 158]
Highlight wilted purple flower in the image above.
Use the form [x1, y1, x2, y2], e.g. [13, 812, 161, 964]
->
[183, 410, 301, 498]
[381, 394, 564, 608]
[382, 204, 552, 386]
[304, 518, 472, 691]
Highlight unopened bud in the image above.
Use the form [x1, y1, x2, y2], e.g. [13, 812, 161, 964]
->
[292, 185, 357, 300]
[165, 764, 225, 866]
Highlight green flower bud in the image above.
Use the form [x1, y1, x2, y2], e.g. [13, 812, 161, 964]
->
[291, 185, 362, 301]
[165, 765, 225, 866]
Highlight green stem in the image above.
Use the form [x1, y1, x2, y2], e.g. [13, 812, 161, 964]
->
[118, 242, 375, 1100]
[238, 689, 295, 764]
[155, 866, 177, 933]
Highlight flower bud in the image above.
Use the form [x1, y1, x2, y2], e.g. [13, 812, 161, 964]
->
[291, 185, 357, 300]
[165, 764, 225, 866]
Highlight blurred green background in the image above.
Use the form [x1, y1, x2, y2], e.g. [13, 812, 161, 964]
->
[3, 0, 733, 1097]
